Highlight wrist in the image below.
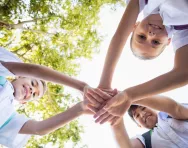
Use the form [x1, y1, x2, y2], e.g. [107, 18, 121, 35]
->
[75, 102, 85, 115]
[122, 89, 133, 102]
[80, 82, 88, 92]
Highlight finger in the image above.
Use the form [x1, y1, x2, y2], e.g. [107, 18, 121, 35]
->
[99, 88, 114, 95]
[87, 89, 104, 103]
[95, 112, 110, 123]
[98, 102, 106, 110]
[94, 88, 112, 100]
[112, 89, 118, 96]
[100, 114, 114, 124]
[87, 104, 99, 113]
[85, 93, 101, 107]
[93, 108, 106, 119]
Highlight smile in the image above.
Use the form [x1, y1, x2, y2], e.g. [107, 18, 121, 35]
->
[145, 114, 151, 123]
[149, 24, 162, 29]
[23, 85, 28, 99]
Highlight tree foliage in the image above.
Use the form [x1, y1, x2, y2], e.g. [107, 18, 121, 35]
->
[0, 0, 124, 147]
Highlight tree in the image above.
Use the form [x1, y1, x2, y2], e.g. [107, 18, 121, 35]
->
[0, 0, 124, 147]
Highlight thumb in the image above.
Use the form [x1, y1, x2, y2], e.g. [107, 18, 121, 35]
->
[112, 88, 118, 96]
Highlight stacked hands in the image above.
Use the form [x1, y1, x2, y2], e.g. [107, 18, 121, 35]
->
[82, 85, 132, 126]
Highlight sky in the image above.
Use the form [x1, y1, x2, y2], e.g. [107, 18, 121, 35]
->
[64, 3, 188, 148]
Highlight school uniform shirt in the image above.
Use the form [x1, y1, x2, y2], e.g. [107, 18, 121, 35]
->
[0, 47, 31, 148]
[135, 110, 188, 148]
[0, 47, 22, 77]
[126, 0, 188, 52]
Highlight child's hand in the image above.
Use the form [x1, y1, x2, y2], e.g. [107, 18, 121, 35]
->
[93, 91, 132, 125]
[83, 85, 113, 108]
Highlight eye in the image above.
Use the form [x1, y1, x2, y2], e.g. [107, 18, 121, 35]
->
[138, 35, 146, 40]
[152, 40, 160, 45]
[142, 107, 145, 111]
[31, 81, 34, 86]
[136, 114, 140, 118]
[33, 92, 36, 98]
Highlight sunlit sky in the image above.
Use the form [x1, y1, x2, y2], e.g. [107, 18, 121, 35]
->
[64, 3, 188, 148]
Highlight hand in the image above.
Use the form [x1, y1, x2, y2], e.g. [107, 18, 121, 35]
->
[87, 102, 121, 125]
[80, 101, 96, 115]
[94, 91, 132, 124]
[84, 85, 113, 108]
[82, 85, 111, 114]
[98, 87, 118, 97]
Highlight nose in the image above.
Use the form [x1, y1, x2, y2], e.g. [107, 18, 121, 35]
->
[149, 31, 155, 36]
[140, 111, 146, 118]
[30, 86, 38, 96]
[29, 87, 32, 94]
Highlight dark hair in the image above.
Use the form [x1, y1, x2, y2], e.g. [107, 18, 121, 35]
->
[128, 105, 139, 123]
[130, 32, 166, 60]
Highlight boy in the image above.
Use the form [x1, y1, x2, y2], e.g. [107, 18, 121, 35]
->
[88, 0, 188, 123]
[0, 47, 111, 148]
[113, 95, 188, 148]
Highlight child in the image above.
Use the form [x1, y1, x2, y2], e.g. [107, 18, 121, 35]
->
[113, 95, 188, 148]
[87, 0, 188, 122]
[0, 47, 111, 148]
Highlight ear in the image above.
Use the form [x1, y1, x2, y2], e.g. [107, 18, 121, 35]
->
[138, 124, 142, 128]
[167, 38, 171, 45]
[133, 22, 140, 31]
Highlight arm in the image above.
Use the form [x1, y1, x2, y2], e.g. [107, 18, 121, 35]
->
[97, 45, 188, 119]
[99, 0, 139, 88]
[1, 62, 87, 92]
[112, 119, 144, 148]
[134, 95, 188, 120]
[19, 102, 86, 135]
[125, 45, 188, 101]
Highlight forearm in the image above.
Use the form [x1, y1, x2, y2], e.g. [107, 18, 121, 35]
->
[2, 62, 87, 92]
[134, 96, 188, 120]
[125, 68, 188, 101]
[99, 0, 139, 88]
[112, 120, 132, 148]
[20, 102, 84, 135]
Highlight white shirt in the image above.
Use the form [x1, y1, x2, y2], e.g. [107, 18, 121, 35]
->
[126, 0, 188, 52]
[0, 47, 22, 77]
[0, 47, 30, 148]
[136, 110, 188, 148]
[142, 0, 188, 52]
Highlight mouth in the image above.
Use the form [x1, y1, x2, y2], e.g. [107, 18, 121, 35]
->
[145, 114, 151, 123]
[23, 85, 28, 99]
[149, 24, 162, 29]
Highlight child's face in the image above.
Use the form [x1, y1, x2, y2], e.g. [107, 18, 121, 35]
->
[11, 77, 44, 103]
[131, 14, 171, 58]
[132, 106, 158, 129]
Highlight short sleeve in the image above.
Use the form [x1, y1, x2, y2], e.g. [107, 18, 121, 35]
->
[133, 135, 146, 147]
[0, 47, 22, 77]
[172, 29, 188, 52]
[0, 113, 31, 148]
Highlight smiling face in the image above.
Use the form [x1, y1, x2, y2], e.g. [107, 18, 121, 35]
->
[11, 77, 45, 103]
[131, 14, 171, 59]
[132, 106, 158, 129]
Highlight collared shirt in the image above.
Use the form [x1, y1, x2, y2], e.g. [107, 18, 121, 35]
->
[126, 0, 188, 52]
[0, 47, 30, 148]
[136, 107, 188, 148]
